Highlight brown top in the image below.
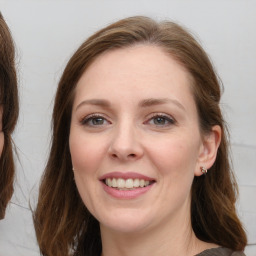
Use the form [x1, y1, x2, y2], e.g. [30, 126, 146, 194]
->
[196, 247, 246, 256]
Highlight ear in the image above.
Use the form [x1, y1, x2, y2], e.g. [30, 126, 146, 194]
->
[194, 125, 222, 176]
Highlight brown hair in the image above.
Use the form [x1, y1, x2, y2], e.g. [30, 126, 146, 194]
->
[0, 13, 19, 219]
[34, 16, 247, 255]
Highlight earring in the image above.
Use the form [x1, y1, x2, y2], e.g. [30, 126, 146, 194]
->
[200, 166, 207, 174]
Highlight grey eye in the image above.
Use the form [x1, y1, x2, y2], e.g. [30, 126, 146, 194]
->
[81, 115, 109, 126]
[153, 117, 168, 125]
[147, 115, 175, 126]
[91, 117, 105, 125]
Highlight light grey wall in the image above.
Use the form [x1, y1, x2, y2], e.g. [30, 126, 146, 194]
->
[0, 1, 255, 255]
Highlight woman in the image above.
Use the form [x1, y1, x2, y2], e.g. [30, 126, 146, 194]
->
[0, 12, 19, 219]
[34, 16, 247, 256]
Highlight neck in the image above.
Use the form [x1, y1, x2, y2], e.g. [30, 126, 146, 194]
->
[100, 207, 209, 256]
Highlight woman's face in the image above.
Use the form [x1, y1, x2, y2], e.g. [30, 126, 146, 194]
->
[69, 45, 207, 234]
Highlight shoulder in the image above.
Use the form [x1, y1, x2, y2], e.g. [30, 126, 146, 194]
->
[196, 247, 246, 256]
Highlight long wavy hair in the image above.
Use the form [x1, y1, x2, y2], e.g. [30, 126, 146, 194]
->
[34, 16, 247, 255]
[0, 12, 19, 219]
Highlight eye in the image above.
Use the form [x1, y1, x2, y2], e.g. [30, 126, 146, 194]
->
[146, 113, 175, 127]
[80, 114, 110, 127]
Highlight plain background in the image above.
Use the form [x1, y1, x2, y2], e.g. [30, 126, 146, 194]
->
[0, 0, 255, 255]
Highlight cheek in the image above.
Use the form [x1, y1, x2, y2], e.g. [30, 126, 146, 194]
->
[146, 133, 200, 177]
[146, 136, 200, 212]
[69, 128, 110, 176]
[69, 130, 107, 213]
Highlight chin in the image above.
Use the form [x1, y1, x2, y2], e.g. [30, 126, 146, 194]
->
[98, 209, 153, 234]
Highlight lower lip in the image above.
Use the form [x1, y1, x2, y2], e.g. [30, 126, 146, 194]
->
[102, 182, 154, 199]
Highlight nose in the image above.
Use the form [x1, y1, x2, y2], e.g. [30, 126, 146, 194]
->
[108, 122, 143, 161]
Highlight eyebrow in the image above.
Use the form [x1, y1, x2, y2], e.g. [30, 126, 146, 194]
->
[76, 98, 185, 111]
[76, 99, 111, 110]
[138, 98, 185, 111]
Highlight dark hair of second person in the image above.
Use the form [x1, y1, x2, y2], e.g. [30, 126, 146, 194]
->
[0, 12, 19, 219]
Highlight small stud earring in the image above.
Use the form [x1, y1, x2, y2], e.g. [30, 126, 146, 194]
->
[200, 166, 207, 174]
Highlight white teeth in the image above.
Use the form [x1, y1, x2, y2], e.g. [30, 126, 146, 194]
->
[112, 178, 117, 188]
[105, 178, 152, 189]
[134, 179, 140, 188]
[126, 179, 133, 189]
[106, 178, 112, 187]
[139, 180, 145, 187]
[117, 178, 125, 188]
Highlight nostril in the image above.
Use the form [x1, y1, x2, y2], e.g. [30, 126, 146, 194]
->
[111, 153, 136, 159]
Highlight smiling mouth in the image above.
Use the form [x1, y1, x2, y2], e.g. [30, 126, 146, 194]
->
[103, 178, 155, 190]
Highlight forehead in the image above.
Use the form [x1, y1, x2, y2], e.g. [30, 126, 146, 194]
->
[74, 45, 195, 107]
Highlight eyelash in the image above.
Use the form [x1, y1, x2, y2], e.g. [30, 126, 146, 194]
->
[80, 113, 176, 128]
[80, 114, 110, 127]
[145, 113, 176, 127]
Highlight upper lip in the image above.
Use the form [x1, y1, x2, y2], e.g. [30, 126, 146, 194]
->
[99, 172, 155, 181]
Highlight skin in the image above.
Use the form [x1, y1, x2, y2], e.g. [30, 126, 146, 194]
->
[69, 45, 221, 256]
